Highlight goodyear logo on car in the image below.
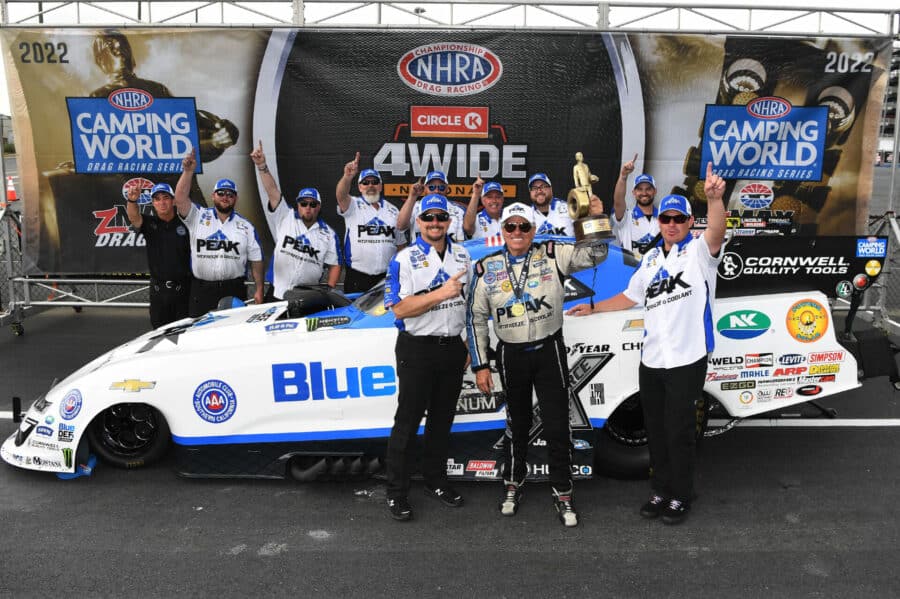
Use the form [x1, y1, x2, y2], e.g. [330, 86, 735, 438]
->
[272, 362, 396, 401]
[397, 43, 502, 97]
[716, 310, 771, 340]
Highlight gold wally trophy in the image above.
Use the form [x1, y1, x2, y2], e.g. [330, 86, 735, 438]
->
[567, 152, 613, 247]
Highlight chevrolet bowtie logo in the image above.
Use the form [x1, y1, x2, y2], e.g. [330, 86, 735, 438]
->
[109, 379, 156, 393]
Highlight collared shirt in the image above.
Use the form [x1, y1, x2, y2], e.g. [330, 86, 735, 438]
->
[409, 199, 466, 242]
[533, 198, 575, 237]
[138, 212, 191, 282]
[623, 233, 723, 369]
[613, 204, 659, 256]
[269, 201, 340, 299]
[469, 208, 502, 240]
[384, 236, 471, 337]
[182, 203, 263, 281]
[339, 196, 405, 275]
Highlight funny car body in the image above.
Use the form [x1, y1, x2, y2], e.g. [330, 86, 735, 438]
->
[2, 234, 891, 481]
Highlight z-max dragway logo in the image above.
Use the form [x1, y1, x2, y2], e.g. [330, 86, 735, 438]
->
[397, 43, 502, 96]
[700, 97, 827, 181]
[92, 178, 152, 248]
[66, 93, 201, 174]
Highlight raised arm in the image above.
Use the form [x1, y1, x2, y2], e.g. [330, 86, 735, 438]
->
[335, 152, 359, 213]
[397, 178, 424, 232]
[703, 161, 727, 256]
[125, 184, 143, 229]
[174, 147, 196, 218]
[613, 153, 637, 221]
[463, 176, 484, 237]
[250, 140, 283, 211]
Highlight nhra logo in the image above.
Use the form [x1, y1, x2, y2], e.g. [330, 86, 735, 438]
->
[397, 43, 503, 96]
[716, 310, 771, 340]
[193, 379, 237, 424]
[747, 96, 791, 119]
[108, 88, 154, 111]
[856, 238, 887, 258]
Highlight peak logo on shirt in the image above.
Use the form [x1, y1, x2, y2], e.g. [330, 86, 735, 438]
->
[495, 293, 552, 320]
[282, 234, 320, 259]
[537, 222, 566, 235]
[646, 268, 690, 299]
[198, 230, 240, 253]
[428, 269, 451, 290]
[358, 216, 396, 238]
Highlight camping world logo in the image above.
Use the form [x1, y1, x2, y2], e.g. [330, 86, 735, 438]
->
[397, 43, 502, 96]
[716, 310, 771, 340]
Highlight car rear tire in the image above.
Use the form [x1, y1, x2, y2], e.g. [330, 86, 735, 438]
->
[87, 403, 170, 469]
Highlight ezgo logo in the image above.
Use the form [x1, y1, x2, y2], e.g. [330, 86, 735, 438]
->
[716, 310, 771, 340]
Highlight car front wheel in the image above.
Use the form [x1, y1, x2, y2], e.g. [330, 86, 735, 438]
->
[87, 403, 171, 469]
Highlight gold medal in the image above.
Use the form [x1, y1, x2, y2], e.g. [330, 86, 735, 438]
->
[511, 303, 525, 317]
[501, 280, 512, 292]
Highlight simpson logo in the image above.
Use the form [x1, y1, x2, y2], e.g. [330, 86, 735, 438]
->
[856, 238, 887, 258]
[807, 351, 845, 364]
[466, 460, 496, 472]
[410, 106, 489, 138]
[108, 88, 154, 111]
[397, 43, 503, 96]
[747, 96, 791, 119]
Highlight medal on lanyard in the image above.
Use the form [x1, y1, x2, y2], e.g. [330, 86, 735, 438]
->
[505, 247, 532, 317]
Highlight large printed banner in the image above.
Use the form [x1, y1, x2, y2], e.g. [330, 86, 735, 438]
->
[0, 28, 891, 274]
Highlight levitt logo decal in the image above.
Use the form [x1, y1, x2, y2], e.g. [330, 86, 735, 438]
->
[397, 43, 502, 96]
[716, 310, 771, 340]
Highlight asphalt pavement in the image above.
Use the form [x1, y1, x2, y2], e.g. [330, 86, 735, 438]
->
[1, 308, 900, 597]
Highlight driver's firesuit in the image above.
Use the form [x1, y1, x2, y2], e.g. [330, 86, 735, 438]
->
[466, 240, 606, 491]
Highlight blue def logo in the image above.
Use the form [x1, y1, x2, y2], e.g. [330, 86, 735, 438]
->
[193, 380, 237, 423]
[856, 238, 887, 258]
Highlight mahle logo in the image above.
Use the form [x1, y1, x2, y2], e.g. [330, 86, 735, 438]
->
[716, 310, 771, 340]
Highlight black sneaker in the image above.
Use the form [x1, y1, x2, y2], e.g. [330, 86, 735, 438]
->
[424, 484, 464, 507]
[639, 494, 668, 519]
[498, 482, 523, 516]
[661, 499, 690, 525]
[387, 497, 413, 521]
[552, 487, 579, 528]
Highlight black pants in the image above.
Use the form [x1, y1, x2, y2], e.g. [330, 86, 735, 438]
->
[638, 356, 708, 503]
[189, 277, 246, 317]
[385, 332, 467, 500]
[497, 331, 572, 491]
[343, 268, 385, 294]
[149, 279, 191, 329]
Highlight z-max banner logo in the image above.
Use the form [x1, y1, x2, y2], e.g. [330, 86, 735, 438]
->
[66, 94, 202, 174]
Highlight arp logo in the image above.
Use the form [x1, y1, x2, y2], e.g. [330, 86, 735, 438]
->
[108, 88, 153, 111]
[747, 96, 791, 119]
[397, 43, 502, 97]
[716, 310, 771, 340]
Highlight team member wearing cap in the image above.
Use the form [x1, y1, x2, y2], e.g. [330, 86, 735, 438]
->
[467, 202, 607, 527]
[463, 177, 504, 240]
[527, 173, 575, 237]
[125, 182, 192, 328]
[251, 142, 340, 300]
[175, 147, 265, 316]
[398, 170, 466, 242]
[612, 154, 660, 256]
[336, 152, 405, 293]
[567, 163, 727, 525]
[383, 194, 471, 521]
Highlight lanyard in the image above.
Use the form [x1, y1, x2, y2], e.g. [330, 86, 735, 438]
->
[505, 247, 532, 301]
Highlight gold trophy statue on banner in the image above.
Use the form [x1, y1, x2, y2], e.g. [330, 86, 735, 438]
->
[567, 152, 613, 247]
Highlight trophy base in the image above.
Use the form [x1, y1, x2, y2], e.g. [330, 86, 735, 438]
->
[573, 215, 614, 248]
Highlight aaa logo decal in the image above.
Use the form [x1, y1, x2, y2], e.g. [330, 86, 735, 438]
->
[785, 299, 828, 343]
[716, 310, 771, 340]
[193, 380, 237, 424]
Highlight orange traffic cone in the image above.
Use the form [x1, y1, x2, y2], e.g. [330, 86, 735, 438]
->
[6, 176, 17, 202]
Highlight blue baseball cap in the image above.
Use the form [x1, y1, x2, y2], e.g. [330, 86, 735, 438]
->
[482, 181, 504, 196]
[658, 194, 692, 216]
[425, 170, 448, 184]
[296, 188, 321, 203]
[150, 183, 174, 198]
[633, 174, 656, 189]
[420, 193, 449, 214]
[358, 169, 381, 183]
[528, 173, 551, 188]
[214, 178, 237, 193]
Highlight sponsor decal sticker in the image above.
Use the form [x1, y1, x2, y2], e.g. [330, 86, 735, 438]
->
[397, 43, 503, 96]
[265, 322, 299, 333]
[796, 384, 823, 396]
[109, 379, 156, 393]
[744, 353, 773, 368]
[737, 182, 774, 210]
[35, 425, 53, 438]
[721, 380, 756, 391]
[59, 390, 83, 420]
[785, 299, 828, 343]
[192, 379, 238, 423]
[835, 280, 853, 299]
[865, 260, 882, 277]
[410, 105, 489, 138]
[466, 460, 496, 472]
[62, 447, 74, 469]
[807, 350, 845, 364]
[58, 423, 75, 443]
[738, 391, 754, 404]
[716, 310, 771, 340]
[856, 238, 887, 258]
[778, 353, 806, 365]
[622, 319, 644, 332]
[809, 364, 840, 375]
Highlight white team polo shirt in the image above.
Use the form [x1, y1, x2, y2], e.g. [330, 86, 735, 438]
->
[409, 199, 466, 242]
[384, 236, 471, 336]
[469, 208, 502, 240]
[182, 203, 263, 281]
[623, 233, 722, 369]
[533, 198, 575, 236]
[338, 196, 405, 275]
[269, 201, 340, 299]
[613, 204, 659, 256]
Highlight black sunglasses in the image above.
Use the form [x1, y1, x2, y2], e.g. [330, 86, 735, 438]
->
[503, 222, 533, 233]
[427, 184, 447, 192]
[419, 212, 450, 222]
[658, 213, 689, 224]
[297, 200, 320, 208]
[215, 190, 236, 198]
[360, 179, 380, 186]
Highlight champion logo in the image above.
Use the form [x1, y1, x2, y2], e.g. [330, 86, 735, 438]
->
[108, 88, 154, 111]
[397, 43, 502, 97]
[747, 96, 791, 120]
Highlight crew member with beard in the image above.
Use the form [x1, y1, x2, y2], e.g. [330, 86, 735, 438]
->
[463, 177, 505, 240]
[397, 170, 466, 242]
[336, 152, 406, 293]
[612, 153, 660, 257]
[527, 173, 575, 237]
[175, 147, 265, 316]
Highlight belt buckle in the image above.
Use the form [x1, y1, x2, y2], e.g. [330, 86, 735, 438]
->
[438, 336, 452, 346]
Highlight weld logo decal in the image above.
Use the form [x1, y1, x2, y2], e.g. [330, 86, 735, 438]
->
[193, 380, 237, 423]
[716, 310, 771, 340]
[397, 43, 502, 96]
[59, 390, 83, 420]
